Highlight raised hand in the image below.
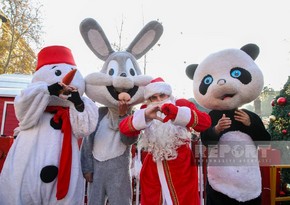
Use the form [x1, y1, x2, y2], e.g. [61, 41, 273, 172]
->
[67, 90, 84, 112]
[234, 109, 251, 126]
[48, 82, 63, 96]
[118, 92, 131, 117]
[215, 114, 231, 134]
[144, 105, 163, 122]
[160, 103, 178, 122]
[48, 82, 77, 100]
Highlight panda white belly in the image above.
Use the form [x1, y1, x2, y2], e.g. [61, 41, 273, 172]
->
[207, 131, 261, 202]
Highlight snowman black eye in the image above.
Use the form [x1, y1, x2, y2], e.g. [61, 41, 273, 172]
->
[55, 70, 62, 76]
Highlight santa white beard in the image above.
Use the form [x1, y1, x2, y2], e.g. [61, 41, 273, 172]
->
[138, 97, 191, 161]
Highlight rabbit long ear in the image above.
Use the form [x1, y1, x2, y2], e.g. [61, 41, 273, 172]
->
[80, 18, 114, 61]
[126, 21, 163, 60]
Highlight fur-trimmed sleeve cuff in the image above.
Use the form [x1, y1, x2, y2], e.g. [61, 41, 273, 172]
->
[119, 109, 151, 137]
[172, 106, 191, 127]
[132, 109, 150, 130]
[119, 115, 140, 137]
[175, 98, 211, 132]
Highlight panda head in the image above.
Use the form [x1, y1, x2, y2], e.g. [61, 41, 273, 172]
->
[186, 44, 264, 110]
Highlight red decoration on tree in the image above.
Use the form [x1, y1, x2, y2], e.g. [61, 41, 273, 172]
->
[271, 99, 275, 106]
[280, 190, 286, 197]
[277, 97, 287, 106]
[282, 129, 288, 135]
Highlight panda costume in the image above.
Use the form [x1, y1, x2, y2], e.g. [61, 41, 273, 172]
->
[186, 44, 271, 205]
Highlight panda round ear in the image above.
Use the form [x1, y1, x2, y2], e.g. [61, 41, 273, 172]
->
[185, 64, 198, 80]
[240, 43, 260, 60]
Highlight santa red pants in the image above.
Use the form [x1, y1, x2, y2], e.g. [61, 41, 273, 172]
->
[140, 144, 200, 205]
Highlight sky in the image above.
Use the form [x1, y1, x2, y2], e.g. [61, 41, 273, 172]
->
[40, 0, 290, 99]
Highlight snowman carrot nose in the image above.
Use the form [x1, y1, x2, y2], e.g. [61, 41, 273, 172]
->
[62, 69, 77, 85]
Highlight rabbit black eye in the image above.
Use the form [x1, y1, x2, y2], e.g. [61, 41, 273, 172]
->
[55, 70, 62, 76]
[129, 68, 136, 76]
[108, 69, 114, 76]
[126, 59, 137, 77]
[107, 60, 119, 76]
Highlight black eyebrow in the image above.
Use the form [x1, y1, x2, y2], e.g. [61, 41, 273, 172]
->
[50, 65, 57, 70]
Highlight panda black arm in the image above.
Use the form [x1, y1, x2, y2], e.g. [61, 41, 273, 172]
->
[200, 127, 221, 146]
[243, 109, 271, 142]
[200, 110, 223, 146]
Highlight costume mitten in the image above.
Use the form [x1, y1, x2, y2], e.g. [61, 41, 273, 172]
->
[48, 83, 63, 96]
[161, 103, 178, 122]
[68, 91, 84, 112]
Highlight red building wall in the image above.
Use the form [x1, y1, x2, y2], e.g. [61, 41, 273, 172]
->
[0, 137, 13, 172]
[0, 97, 17, 172]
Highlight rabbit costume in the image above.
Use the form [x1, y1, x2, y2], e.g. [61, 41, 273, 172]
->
[80, 19, 163, 205]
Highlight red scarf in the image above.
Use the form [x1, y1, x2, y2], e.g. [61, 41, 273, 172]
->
[45, 106, 72, 200]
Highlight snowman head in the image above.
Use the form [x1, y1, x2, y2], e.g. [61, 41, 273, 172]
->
[32, 46, 85, 106]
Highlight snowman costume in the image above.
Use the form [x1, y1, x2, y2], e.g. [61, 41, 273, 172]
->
[0, 46, 99, 205]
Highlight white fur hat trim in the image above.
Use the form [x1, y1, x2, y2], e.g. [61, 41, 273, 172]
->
[144, 77, 172, 99]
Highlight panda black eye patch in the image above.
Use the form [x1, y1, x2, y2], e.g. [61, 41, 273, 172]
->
[230, 67, 252, 84]
[199, 74, 213, 95]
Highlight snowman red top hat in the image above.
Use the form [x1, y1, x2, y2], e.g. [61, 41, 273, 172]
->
[36, 45, 76, 71]
[144, 77, 172, 100]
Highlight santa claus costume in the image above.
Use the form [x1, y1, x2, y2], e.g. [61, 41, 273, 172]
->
[119, 77, 211, 205]
[0, 46, 98, 205]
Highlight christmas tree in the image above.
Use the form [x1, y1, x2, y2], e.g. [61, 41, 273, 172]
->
[268, 76, 290, 193]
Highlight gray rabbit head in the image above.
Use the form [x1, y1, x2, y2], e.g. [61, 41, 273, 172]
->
[80, 18, 163, 108]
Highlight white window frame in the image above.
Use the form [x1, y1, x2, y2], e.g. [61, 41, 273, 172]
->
[1, 101, 14, 136]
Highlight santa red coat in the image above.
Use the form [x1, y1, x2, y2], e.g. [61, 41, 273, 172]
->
[120, 98, 211, 205]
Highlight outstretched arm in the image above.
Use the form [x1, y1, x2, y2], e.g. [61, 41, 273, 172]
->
[161, 98, 212, 132]
[119, 104, 161, 137]
[119, 115, 142, 137]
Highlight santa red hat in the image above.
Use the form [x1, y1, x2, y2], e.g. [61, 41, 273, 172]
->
[144, 77, 172, 99]
[36, 45, 76, 71]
